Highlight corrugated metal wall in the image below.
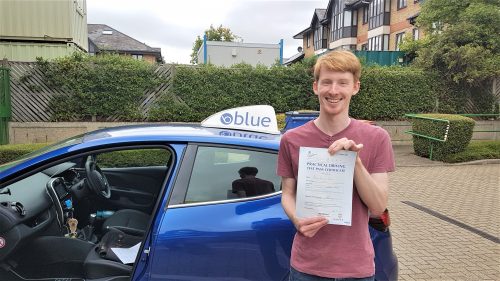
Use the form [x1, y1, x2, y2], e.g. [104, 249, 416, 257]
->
[71, 0, 88, 51]
[0, 0, 88, 51]
[0, 42, 82, 62]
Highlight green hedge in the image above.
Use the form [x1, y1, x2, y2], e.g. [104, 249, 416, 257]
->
[23, 53, 482, 122]
[96, 149, 171, 168]
[149, 64, 439, 122]
[29, 53, 161, 121]
[0, 143, 50, 165]
[148, 63, 317, 122]
[350, 66, 437, 120]
[0, 145, 171, 168]
[442, 141, 500, 163]
[410, 114, 475, 160]
[23, 53, 490, 122]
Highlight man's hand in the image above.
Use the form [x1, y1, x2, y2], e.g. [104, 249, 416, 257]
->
[294, 216, 328, 238]
[328, 137, 363, 155]
[327, 137, 389, 215]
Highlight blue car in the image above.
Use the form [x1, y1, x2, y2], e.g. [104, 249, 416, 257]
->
[0, 106, 397, 281]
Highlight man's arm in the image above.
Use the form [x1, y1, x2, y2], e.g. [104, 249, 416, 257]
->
[281, 177, 328, 237]
[353, 161, 388, 216]
[328, 137, 389, 216]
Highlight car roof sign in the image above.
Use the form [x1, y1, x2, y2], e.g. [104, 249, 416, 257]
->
[201, 105, 280, 135]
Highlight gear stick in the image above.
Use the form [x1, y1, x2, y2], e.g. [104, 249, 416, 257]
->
[81, 213, 97, 242]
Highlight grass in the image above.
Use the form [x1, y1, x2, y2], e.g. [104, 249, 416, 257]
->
[442, 140, 500, 163]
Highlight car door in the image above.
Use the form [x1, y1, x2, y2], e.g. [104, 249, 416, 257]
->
[146, 144, 295, 281]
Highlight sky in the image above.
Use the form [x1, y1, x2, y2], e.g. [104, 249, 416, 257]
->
[86, 0, 325, 64]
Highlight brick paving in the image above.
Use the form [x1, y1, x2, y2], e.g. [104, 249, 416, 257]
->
[389, 145, 500, 280]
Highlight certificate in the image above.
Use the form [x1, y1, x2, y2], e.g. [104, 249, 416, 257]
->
[296, 147, 356, 226]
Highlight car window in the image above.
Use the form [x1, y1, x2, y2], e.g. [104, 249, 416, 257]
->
[96, 148, 171, 168]
[184, 146, 280, 203]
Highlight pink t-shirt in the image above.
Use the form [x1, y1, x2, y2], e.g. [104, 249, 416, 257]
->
[277, 119, 395, 278]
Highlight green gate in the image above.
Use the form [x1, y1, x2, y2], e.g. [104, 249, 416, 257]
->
[0, 67, 11, 145]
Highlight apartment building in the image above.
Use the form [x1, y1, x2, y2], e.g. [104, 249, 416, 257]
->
[294, 0, 423, 58]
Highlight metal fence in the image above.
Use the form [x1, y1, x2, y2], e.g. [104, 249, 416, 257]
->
[0, 67, 11, 144]
[354, 51, 406, 66]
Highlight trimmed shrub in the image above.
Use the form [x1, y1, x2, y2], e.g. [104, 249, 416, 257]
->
[20, 52, 494, 122]
[150, 64, 440, 122]
[410, 114, 475, 160]
[442, 141, 500, 163]
[148, 63, 317, 122]
[0, 143, 50, 165]
[30, 53, 161, 121]
[0, 145, 171, 167]
[97, 149, 171, 168]
[351, 66, 437, 120]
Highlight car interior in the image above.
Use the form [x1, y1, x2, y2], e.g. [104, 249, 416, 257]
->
[0, 147, 172, 281]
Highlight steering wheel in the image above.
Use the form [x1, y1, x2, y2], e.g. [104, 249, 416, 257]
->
[85, 155, 111, 199]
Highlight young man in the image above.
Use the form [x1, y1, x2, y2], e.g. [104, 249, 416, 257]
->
[277, 50, 395, 280]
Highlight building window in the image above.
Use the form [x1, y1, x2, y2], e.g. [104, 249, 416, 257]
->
[306, 33, 311, 48]
[397, 0, 407, 10]
[330, 0, 358, 42]
[368, 34, 389, 51]
[395, 32, 405, 50]
[331, 0, 343, 42]
[412, 28, 419, 40]
[361, 43, 368, 50]
[314, 25, 323, 50]
[131, 54, 143, 60]
[363, 6, 369, 24]
[369, 0, 390, 30]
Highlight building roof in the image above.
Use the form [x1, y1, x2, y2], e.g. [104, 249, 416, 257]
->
[313, 8, 327, 24]
[283, 52, 305, 66]
[345, 0, 372, 9]
[293, 26, 311, 39]
[87, 24, 162, 60]
[293, 8, 326, 39]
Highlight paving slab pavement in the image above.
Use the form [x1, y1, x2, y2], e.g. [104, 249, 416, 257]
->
[388, 145, 500, 280]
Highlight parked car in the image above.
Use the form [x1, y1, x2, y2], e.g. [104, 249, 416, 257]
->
[0, 106, 397, 281]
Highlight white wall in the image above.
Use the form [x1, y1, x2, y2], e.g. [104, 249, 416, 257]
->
[199, 41, 281, 67]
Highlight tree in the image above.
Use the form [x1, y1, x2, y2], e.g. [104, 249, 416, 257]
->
[400, 0, 500, 86]
[190, 24, 240, 64]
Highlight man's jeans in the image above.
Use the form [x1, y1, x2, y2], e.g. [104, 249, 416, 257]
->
[290, 267, 375, 281]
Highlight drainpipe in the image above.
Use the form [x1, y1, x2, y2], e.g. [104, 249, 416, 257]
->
[203, 34, 207, 64]
[279, 39, 284, 65]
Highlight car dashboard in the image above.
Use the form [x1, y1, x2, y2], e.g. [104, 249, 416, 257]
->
[0, 162, 83, 261]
